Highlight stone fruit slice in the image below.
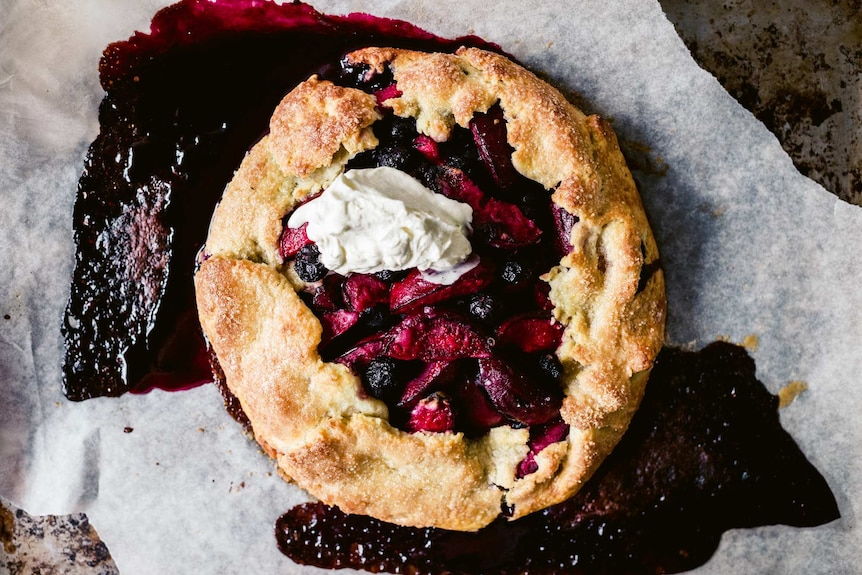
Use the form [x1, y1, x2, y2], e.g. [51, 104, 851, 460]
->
[387, 312, 492, 362]
[407, 392, 455, 433]
[389, 259, 494, 313]
[469, 104, 518, 189]
[398, 361, 460, 408]
[496, 313, 564, 353]
[279, 221, 313, 259]
[343, 273, 390, 312]
[476, 357, 562, 425]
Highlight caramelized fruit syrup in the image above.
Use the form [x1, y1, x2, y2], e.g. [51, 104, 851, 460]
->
[63, 1, 839, 573]
[276, 342, 838, 574]
[63, 0, 492, 400]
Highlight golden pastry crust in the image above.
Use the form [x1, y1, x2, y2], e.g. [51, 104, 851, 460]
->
[195, 47, 665, 531]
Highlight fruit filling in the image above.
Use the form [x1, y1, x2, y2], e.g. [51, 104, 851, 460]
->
[277, 59, 575, 465]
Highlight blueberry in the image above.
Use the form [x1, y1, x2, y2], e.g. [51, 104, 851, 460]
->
[339, 60, 371, 88]
[501, 258, 531, 285]
[374, 269, 409, 283]
[346, 149, 377, 170]
[443, 154, 471, 172]
[388, 116, 417, 143]
[294, 244, 328, 282]
[538, 353, 564, 380]
[339, 59, 394, 92]
[374, 145, 421, 172]
[468, 293, 500, 323]
[359, 305, 391, 332]
[366, 66, 395, 93]
[363, 357, 403, 402]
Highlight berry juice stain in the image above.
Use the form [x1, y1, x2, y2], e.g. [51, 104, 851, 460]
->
[62, 0, 493, 400]
[62, 2, 838, 573]
[276, 342, 839, 574]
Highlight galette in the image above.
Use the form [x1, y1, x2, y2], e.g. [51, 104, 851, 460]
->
[194, 46, 665, 531]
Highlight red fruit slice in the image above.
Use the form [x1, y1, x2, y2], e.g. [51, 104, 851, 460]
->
[320, 310, 360, 347]
[517, 451, 539, 477]
[517, 419, 570, 477]
[407, 392, 455, 433]
[387, 313, 492, 362]
[279, 222, 313, 259]
[530, 419, 570, 452]
[398, 361, 460, 408]
[342, 273, 390, 312]
[469, 104, 518, 189]
[479, 197, 542, 249]
[413, 134, 441, 164]
[335, 335, 391, 371]
[428, 166, 540, 249]
[429, 165, 485, 206]
[457, 378, 507, 432]
[533, 282, 553, 311]
[552, 202, 579, 256]
[311, 274, 345, 311]
[389, 259, 494, 313]
[374, 84, 402, 105]
[496, 313, 564, 353]
[476, 357, 562, 425]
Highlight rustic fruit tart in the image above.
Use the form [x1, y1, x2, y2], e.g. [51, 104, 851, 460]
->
[194, 46, 665, 531]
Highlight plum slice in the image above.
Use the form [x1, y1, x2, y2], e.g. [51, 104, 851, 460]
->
[374, 84, 403, 105]
[469, 104, 518, 189]
[279, 222, 313, 259]
[398, 361, 460, 408]
[343, 273, 390, 312]
[335, 335, 392, 371]
[517, 418, 571, 477]
[426, 165, 540, 249]
[456, 377, 507, 432]
[476, 357, 562, 425]
[496, 313, 564, 353]
[311, 274, 346, 312]
[413, 134, 441, 164]
[387, 312, 492, 362]
[389, 259, 494, 313]
[552, 202, 579, 256]
[319, 310, 360, 347]
[407, 392, 455, 433]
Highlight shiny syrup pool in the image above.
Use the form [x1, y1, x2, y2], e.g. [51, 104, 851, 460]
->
[63, 1, 838, 573]
[63, 0, 492, 400]
[276, 342, 838, 574]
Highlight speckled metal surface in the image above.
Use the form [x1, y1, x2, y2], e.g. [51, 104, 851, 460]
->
[0, 498, 117, 575]
[3, 1, 858, 572]
[659, 0, 861, 206]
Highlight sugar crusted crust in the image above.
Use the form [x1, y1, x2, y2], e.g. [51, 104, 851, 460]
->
[195, 47, 665, 531]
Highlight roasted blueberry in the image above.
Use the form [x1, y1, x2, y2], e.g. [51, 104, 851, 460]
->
[501, 258, 531, 285]
[339, 59, 372, 88]
[346, 149, 377, 169]
[538, 353, 564, 380]
[374, 269, 409, 283]
[363, 357, 403, 402]
[340, 59, 394, 92]
[374, 145, 422, 172]
[387, 116, 418, 143]
[359, 305, 391, 332]
[294, 244, 328, 282]
[468, 293, 500, 323]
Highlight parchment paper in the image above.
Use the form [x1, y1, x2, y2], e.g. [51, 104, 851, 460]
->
[1, 0, 860, 573]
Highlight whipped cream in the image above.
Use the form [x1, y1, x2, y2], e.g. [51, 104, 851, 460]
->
[287, 167, 473, 282]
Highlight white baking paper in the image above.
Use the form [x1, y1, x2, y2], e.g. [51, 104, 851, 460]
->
[0, 0, 859, 573]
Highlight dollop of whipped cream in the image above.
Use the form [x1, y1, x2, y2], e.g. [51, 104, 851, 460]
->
[287, 167, 473, 283]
